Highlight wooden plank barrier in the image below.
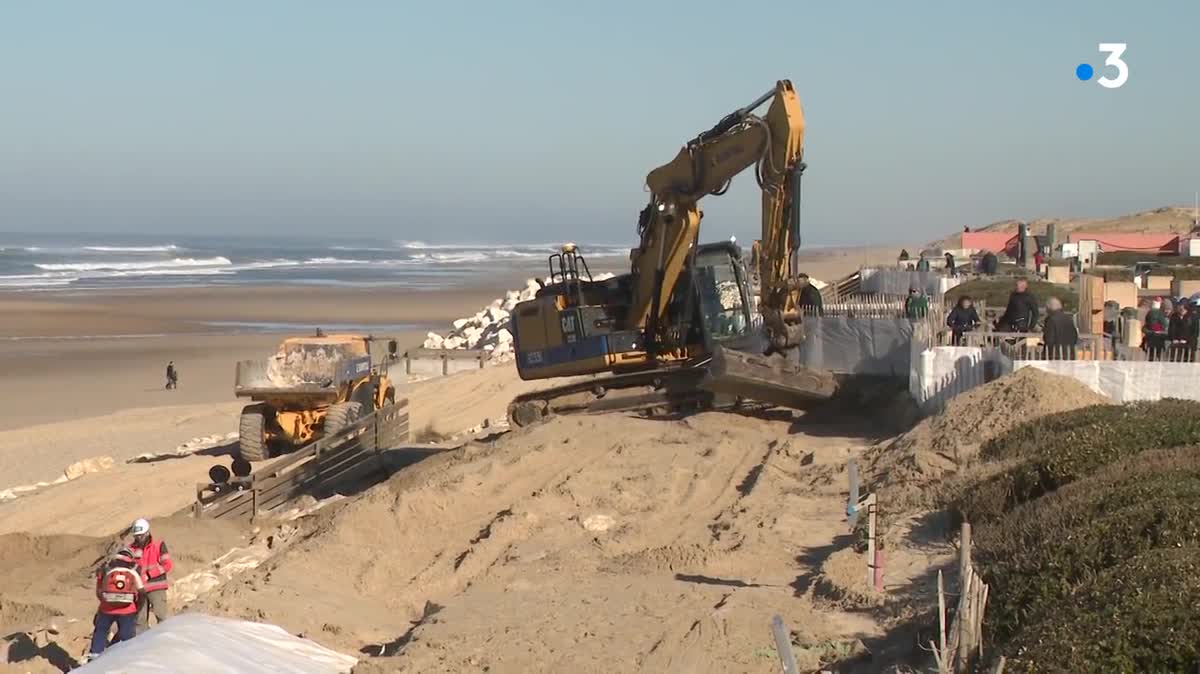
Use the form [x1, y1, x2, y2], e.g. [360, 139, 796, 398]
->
[193, 399, 410, 521]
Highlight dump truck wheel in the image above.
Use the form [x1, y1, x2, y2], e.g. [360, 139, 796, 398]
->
[238, 406, 270, 462]
[324, 402, 362, 436]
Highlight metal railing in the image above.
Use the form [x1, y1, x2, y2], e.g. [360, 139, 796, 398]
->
[958, 332, 1108, 360]
[1114, 340, 1200, 363]
[194, 400, 410, 521]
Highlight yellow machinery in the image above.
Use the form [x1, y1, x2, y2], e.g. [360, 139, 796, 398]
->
[507, 80, 836, 427]
[233, 333, 396, 461]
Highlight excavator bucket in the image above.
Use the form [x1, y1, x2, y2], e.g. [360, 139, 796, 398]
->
[700, 343, 837, 410]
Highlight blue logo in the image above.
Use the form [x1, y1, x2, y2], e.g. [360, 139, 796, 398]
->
[1075, 63, 1094, 81]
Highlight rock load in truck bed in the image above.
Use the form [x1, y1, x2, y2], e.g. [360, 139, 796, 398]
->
[237, 341, 363, 391]
[265, 344, 347, 387]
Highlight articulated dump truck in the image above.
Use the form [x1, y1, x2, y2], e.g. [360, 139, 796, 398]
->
[233, 333, 396, 462]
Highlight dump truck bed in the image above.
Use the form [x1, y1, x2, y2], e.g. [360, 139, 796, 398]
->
[234, 355, 370, 398]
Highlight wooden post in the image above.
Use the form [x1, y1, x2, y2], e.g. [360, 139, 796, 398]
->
[979, 583, 990, 658]
[959, 522, 972, 592]
[956, 570, 973, 673]
[956, 521, 973, 673]
[847, 459, 860, 522]
[869, 501, 883, 591]
[250, 487, 259, 522]
[937, 570, 947, 657]
[770, 615, 800, 674]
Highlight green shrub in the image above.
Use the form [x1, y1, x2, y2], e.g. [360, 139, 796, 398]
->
[973, 449, 1200, 647]
[1100, 268, 1136, 282]
[1094, 251, 1185, 266]
[1001, 546, 1200, 673]
[955, 400, 1200, 523]
[944, 279, 1076, 313]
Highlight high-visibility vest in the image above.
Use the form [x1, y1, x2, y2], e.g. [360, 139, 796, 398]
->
[133, 538, 173, 592]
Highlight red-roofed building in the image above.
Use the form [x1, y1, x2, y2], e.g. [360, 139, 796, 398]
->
[961, 231, 1019, 256]
[1066, 232, 1179, 253]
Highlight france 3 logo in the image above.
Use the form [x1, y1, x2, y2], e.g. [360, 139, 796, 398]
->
[1076, 43, 1128, 89]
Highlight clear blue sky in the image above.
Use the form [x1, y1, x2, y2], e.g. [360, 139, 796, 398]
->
[0, 1, 1195, 245]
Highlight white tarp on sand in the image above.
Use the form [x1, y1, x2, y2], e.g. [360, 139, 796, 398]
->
[76, 613, 356, 673]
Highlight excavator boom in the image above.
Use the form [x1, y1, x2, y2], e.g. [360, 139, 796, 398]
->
[631, 80, 807, 353]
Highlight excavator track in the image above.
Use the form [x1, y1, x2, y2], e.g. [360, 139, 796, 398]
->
[507, 345, 837, 429]
[507, 367, 713, 429]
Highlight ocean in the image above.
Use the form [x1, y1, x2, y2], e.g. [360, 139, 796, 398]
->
[0, 234, 630, 291]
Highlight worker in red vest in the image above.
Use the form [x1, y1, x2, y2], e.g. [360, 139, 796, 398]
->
[128, 518, 173, 632]
[87, 548, 144, 661]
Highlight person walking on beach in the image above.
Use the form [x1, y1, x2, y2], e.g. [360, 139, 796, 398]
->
[86, 548, 144, 662]
[128, 518, 173, 632]
[165, 361, 178, 390]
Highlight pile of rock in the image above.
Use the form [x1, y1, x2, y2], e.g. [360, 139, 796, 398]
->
[423, 273, 615, 360]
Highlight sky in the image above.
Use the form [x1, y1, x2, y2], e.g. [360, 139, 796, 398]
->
[0, 1, 1196, 245]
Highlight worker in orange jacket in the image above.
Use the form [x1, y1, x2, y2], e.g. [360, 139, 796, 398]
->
[87, 548, 144, 661]
[128, 518, 173, 632]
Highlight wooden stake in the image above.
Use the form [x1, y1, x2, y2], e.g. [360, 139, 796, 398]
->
[959, 522, 972, 592]
[770, 615, 800, 674]
[867, 500, 878, 588]
[937, 570, 947, 656]
[956, 570, 973, 673]
[979, 582, 990, 658]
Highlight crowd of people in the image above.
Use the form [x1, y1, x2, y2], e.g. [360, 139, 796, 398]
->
[938, 277, 1079, 358]
[1139, 295, 1200, 361]
[933, 274, 1200, 362]
[87, 518, 174, 663]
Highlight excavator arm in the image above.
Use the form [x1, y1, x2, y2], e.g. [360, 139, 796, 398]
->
[630, 80, 807, 354]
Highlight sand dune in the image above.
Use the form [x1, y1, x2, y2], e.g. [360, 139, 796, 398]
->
[193, 410, 884, 673]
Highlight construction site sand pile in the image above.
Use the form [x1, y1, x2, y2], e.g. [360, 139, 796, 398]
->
[423, 273, 615, 358]
[863, 368, 1110, 506]
[192, 412, 878, 673]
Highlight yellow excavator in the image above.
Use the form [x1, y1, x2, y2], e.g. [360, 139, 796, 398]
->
[506, 80, 837, 427]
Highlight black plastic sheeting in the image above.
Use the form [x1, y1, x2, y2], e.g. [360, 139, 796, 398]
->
[798, 317, 915, 376]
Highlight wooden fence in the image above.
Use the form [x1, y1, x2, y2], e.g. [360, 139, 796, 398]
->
[931, 523, 993, 674]
[193, 399, 410, 521]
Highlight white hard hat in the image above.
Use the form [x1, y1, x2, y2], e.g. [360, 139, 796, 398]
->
[130, 518, 150, 536]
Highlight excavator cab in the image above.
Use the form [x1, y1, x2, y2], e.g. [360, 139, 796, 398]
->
[511, 242, 756, 382]
[692, 242, 755, 344]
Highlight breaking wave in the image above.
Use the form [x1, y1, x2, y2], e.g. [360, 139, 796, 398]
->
[35, 257, 232, 272]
